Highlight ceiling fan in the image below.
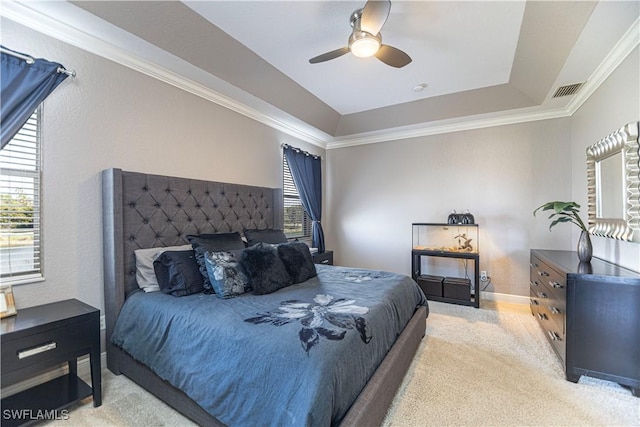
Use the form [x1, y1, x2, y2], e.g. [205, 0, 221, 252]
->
[309, 0, 411, 68]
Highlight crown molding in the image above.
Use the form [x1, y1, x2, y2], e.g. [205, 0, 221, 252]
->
[326, 107, 572, 149]
[2, 2, 637, 152]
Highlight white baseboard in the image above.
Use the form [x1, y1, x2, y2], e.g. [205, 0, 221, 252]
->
[1, 352, 108, 398]
[480, 291, 529, 306]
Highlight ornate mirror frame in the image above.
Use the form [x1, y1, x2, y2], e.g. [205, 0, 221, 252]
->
[586, 121, 640, 242]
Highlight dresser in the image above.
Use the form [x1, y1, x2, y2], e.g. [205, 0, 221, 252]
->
[530, 249, 640, 396]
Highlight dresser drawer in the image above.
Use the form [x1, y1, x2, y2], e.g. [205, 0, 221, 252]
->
[532, 256, 566, 301]
[529, 257, 545, 288]
[537, 305, 566, 364]
[1, 320, 92, 375]
[532, 286, 565, 334]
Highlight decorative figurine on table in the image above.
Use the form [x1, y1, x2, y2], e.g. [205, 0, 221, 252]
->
[454, 233, 474, 252]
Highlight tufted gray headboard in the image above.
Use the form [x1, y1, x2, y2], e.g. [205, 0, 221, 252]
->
[102, 168, 283, 370]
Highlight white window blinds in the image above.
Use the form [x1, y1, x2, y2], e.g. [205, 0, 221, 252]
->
[1, 107, 43, 284]
[283, 154, 312, 239]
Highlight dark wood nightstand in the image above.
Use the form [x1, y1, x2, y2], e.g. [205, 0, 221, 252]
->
[312, 250, 334, 265]
[1, 299, 101, 426]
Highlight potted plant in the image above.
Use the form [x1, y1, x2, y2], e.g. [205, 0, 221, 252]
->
[533, 201, 592, 262]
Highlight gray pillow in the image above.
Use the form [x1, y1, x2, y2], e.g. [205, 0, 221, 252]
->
[204, 249, 250, 299]
[277, 242, 317, 284]
[241, 243, 292, 295]
[243, 229, 288, 246]
[187, 232, 246, 293]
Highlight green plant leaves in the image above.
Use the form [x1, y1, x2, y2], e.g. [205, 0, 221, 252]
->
[533, 200, 587, 232]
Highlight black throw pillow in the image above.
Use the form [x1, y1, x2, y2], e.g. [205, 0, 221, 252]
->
[277, 242, 317, 284]
[187, 232, 246, 292]
[243, 229, 288, 246]
[153, 250, 204, 297]
[241, 243, 292, 295]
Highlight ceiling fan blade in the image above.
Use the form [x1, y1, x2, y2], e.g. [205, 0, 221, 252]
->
[375, 44, 412, 68]
[360, 0, 391, 35]
[309, 47, 350, 64]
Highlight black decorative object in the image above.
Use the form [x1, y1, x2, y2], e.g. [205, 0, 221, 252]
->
[447, 210, 458, 224]
[447, 210, 475, 224]
[461, 210, 475, 224]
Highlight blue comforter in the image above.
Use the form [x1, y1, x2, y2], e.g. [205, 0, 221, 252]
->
[111, 265, 427, 426]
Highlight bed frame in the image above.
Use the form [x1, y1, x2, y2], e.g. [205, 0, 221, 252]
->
[102, 168, 427, 426]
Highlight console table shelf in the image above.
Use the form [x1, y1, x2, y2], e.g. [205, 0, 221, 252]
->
[412, 223, 480, 308]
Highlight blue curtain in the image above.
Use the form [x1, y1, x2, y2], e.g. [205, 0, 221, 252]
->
[284, 145, 325, 253]
[1, 46, 69, 149]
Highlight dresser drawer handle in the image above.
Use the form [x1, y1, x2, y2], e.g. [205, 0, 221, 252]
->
[530, 262, 539, 268]
[537, 313, 548, 320]
[536, 292, 548, 299]
[537, 270, 549, 277]
[548, 306, 561, 315]
[529, 299, 539, 306]
[529, 280, 539, 287]
[549, 281, 564, 289]
[547, 331, 561, 341]
[18, 342, 57, 359]
[320, 259, 330, 264]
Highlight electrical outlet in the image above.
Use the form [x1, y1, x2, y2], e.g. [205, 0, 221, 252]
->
[480, 271, 488, 281]
[100, 315, 106, 330]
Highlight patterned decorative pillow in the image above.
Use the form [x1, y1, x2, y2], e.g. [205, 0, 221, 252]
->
[187, 232, 246, 292]
[241, 243, 292, 295]
[277, 242, 317, 284]
[204, 249, 251, 299]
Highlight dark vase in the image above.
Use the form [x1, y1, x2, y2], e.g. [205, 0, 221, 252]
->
[577, 230, 592, 263]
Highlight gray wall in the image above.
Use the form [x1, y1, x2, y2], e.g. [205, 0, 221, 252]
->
[1, 18, 323, 312]
[325, 46, 640, 297]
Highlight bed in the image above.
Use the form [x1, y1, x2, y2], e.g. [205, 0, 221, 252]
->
[102, 168, 428, 426]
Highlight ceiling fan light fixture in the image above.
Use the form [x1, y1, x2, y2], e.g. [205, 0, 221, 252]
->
[349, 32, 381, 58]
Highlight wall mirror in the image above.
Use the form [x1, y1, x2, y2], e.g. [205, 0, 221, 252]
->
[586, 121, 640, 242]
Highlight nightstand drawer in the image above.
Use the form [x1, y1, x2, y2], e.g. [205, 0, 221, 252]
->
[1, 320, 92, 375]
[312, 251, 333, 265]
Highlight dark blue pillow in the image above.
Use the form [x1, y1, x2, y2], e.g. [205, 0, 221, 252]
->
[153, 250, 204, 297]
[243, 229, 288, 246]
[187, 232, 246, 292]
[277, 242, 317, 284]
[204, 249, 250, 299]
[241, 243, 292, 295]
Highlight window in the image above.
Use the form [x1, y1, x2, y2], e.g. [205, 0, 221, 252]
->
[1, 107, 43, 285]
[283, 154, 311, 239]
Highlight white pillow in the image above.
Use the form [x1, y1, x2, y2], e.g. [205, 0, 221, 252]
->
[134, 244, 193, 292]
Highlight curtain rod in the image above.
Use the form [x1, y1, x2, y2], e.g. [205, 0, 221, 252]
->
[1, 47, 76, 77]
[282, 144, 321, 160]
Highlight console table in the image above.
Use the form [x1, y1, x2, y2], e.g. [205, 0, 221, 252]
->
[530, 249, 639, 396]
[1, 299, 102, 426]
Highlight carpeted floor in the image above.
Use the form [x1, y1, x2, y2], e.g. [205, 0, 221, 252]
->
[46, 301, 639, 426]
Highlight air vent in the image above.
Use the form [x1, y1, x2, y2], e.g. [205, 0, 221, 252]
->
[552, 82, 584, 98]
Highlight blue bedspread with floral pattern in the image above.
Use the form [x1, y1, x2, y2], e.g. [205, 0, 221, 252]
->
[111, 265, 427, 426]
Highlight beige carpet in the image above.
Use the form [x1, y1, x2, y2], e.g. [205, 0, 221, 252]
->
[47, 301, 639, 426]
